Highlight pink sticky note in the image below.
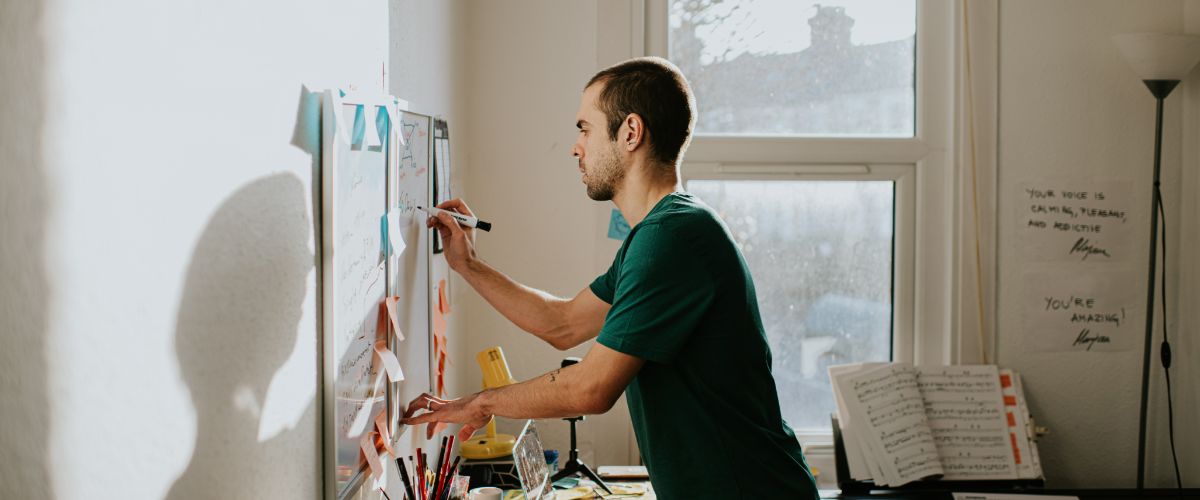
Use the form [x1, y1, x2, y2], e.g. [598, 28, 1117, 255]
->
[374, 411, 394, 455]
[360, 431, 383, 481]
[438, 279, 451, 314]
[373, 341, 404, 383]
[384, 296, 405, 340]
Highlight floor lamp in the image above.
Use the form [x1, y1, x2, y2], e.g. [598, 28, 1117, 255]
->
[1112, 32, 1200, 489]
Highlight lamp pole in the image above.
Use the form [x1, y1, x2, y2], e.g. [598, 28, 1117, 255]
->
[1134, 79, 1177, 490]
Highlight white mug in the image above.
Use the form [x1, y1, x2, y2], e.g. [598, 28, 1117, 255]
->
[468, 486, 503, 500]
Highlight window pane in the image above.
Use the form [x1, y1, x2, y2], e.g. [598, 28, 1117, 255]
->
[669, 0, 916, 137]
[688, 180, 893, 431]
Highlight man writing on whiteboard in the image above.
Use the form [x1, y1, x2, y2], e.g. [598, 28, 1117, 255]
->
[402, 57, 818, 499]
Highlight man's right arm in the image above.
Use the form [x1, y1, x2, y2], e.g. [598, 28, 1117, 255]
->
[428, 199, 609, 350]
[459, 258, 608, 350]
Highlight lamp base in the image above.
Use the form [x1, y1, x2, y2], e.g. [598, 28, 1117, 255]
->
[460, 433, 516, 460]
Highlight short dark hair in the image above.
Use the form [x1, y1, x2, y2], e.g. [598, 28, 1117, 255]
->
[585, 57, 696, 168]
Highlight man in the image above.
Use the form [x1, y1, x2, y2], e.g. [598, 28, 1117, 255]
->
[402, 57, 818, 499]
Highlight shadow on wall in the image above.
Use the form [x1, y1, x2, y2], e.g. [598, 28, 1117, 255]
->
[167, 173, 317, 499]
[0, 0, 50, 498]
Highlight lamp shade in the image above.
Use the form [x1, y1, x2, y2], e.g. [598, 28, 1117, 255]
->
[1113, 33, 1200, 81]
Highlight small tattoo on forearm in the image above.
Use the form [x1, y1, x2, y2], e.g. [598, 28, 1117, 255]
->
[549, 369, 561, 382]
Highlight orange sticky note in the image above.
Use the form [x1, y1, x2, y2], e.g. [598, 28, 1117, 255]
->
[438, 279, 450, 314]
[360, 431, 383, 480]
[374, 411, 394, 455]
[373, 340, 405, 383]
[384, 296, 405, 341]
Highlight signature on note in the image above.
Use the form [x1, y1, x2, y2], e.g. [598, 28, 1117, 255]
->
[1071, 329, 1111, 351]
[1069, 237, 1110, 261]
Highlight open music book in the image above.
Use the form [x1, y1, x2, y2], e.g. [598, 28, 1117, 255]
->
[829, 363, 1043, 487]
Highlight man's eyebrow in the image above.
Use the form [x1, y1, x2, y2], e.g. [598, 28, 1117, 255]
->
[576, 120, 588, 129]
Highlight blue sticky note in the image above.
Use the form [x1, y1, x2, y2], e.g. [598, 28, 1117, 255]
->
[607, 209, 630, 241]
[374, 105, 390, 140]
[351, 104, 366, 146]
[380, 213, 390, 259]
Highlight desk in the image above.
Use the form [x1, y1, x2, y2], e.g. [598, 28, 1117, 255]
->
[821, 488, 1200, 499]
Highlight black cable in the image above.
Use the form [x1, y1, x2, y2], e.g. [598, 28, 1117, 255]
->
[1155, 187, 1182, 491]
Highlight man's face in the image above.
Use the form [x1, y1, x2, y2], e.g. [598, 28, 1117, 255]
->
[572, 84, 625, 201]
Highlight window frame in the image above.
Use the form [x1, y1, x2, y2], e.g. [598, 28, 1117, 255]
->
[644, 0, 959, 440]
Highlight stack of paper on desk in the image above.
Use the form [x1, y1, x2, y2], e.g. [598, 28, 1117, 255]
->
[829, 363, 1043, 487]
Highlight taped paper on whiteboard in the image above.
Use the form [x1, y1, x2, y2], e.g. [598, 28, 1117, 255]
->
[347, 372, 386, 438]
[330, 90, 351, 144]
[359, 431, 383, 482]
[384, 296, 406, 341]
[374, 411, 395, 455]
[387, 104, 402, 146]
[386, 211, 407, 257]
[373, 340, 405, 383]
[365, 105, 382, 147]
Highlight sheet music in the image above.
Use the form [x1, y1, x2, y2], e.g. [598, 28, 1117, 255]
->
[916, 366, 1017, 480]
[829, 363, 879, 481]
[838, 363, 943, 486]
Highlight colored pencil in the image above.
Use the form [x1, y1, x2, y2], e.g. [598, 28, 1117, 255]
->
[438, 456, 462, 500]
[416, 449, 425, 500]
[435, 435, 455, 499]
[433, 436, 447, 499]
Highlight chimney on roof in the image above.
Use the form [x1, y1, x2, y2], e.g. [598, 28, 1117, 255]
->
[808, 4, 854, 51]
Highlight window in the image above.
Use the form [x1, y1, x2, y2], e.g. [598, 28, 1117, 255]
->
[647, 0, 955, 440]
[669, 0, 916, 137]
[689, 179, 895, 430]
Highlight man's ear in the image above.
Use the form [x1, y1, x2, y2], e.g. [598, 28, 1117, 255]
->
[623, 113, 645, 152]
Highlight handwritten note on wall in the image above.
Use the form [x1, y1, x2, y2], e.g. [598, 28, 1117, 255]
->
[1018, 180, 1135, 263]
[1016, 179, 1139, 353]
[1021, 270, 1139, 352]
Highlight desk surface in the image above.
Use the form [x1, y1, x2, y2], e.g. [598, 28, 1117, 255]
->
[821, 488, 1200, 499]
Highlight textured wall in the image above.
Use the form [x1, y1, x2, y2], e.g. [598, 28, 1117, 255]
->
[996, 0, 1196, 488]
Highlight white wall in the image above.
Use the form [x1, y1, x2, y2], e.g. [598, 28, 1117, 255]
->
[460, 0, 641, 467]
[0, 0, 438, 497]
[995, 0, 1199, 488]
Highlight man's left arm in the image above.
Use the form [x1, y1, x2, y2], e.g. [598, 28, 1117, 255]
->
[402, 343, 644, 441]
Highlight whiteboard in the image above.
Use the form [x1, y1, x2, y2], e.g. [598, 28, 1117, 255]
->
[388, 109, 434, 456]
[321, 91, 433, 499]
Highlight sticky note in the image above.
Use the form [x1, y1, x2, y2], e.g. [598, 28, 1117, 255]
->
[347, 398, 373, 437]
[352, 104, 367, 146]
[386, 104, 403, 145]
[607, 209, 630, 241]
[374, 411, 395, 455]
[380, 214, 389, 260]
[331, 90, 351, 144]
[365, 105, 382, 147]
[384, 296, 405, 341]
[386, 211, 407, 257]
[360, 431, 383, 481]
[373, 340, 405, 383]
[437, 279, 450, 314]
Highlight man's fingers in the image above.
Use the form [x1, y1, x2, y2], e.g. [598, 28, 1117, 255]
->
[401, 411, 434, 426]
[403, 393, 443, 418]
[436, 198, 475, 218]
[457, 424, 478, 443]
[436, 212, 465, 239]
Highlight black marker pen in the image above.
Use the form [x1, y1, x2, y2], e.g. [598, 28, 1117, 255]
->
[417, 205, 492, 232]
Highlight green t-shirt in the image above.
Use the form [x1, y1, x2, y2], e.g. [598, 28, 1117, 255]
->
[590, 192, 818, 499]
